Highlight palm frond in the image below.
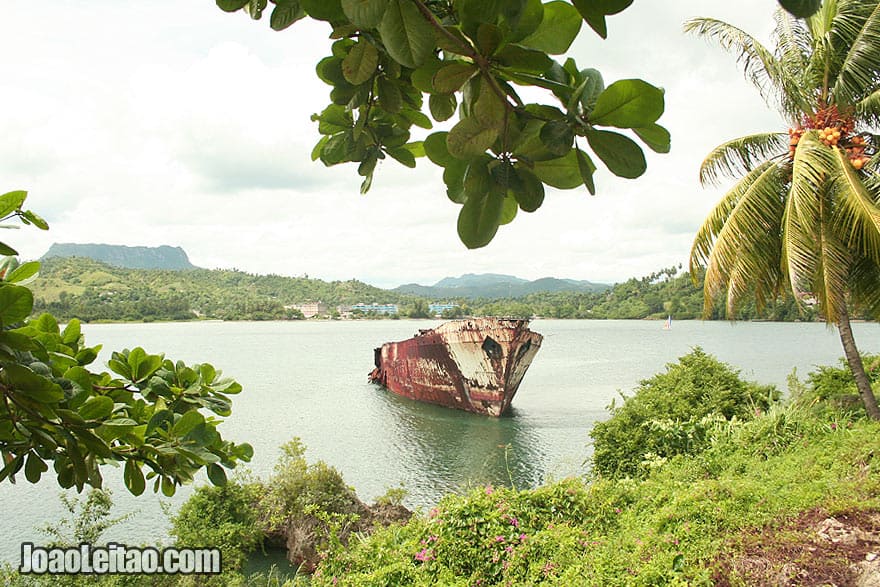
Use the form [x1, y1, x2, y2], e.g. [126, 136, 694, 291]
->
[772, 9, 819, 116]
[692, 162, 786, 317]
[691, 161, 777, 273]
[828, 146, 880, 264]
[684, 18, 790, 116]
[699, 133, 789, 186]
[782, 132, 834, 303]
[849, 255, 880, 318]
[856, 89, 880, 129]
[830, 2, 880, 106]
[722, 229, 786, 317]
[814, 223, 851, 323]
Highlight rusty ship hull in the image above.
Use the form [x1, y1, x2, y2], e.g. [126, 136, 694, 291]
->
[369, 318, 543, 417]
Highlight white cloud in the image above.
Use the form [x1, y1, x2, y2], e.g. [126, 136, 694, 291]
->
[0, 1, 791, 288]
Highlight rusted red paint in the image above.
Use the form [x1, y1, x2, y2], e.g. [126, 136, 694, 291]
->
[369, 318, 543, 416]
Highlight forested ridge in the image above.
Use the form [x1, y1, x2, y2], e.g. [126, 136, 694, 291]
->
[30, 257, 820, 322]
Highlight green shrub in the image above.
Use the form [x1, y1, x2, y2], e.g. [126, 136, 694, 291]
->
[260, 438, 366, 534]
[791, 354, 880, 417]
[590, 348, 779, 479]
[170, 478, 264, 571]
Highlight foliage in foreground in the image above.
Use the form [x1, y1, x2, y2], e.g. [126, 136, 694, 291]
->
[312, 401, 880, 586]
[220, 0, 671, 249]
[0, 190, 251, 496]
[590, 348, 780, 479]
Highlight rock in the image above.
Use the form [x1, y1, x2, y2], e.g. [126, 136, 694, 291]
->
[854, 559, 880, 587]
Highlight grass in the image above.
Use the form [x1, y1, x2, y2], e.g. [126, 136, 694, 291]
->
[311, 404, 880, 586]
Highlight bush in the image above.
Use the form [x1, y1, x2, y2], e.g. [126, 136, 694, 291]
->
[590, 348, 779, 479]
[170, 478, 264, 572]
[791, 354, 880, 417]
[260, 438, 367, 534]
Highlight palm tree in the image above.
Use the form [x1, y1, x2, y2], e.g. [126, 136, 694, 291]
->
[686, 1, 880, 419]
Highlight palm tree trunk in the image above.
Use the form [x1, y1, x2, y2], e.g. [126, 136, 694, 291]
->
[837, 305, 880, 420]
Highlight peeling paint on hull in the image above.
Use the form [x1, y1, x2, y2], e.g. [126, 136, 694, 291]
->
[368, 318, 543, 417]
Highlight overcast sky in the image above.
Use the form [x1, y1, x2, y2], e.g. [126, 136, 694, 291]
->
[1, 1, 783, 288]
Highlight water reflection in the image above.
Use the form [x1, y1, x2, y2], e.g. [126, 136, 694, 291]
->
[374, 387, 546, 503]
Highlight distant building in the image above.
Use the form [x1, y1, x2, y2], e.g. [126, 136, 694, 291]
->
[429, 303, 459, 316]
[285, 301, 327, 318]
[350, 303, 399, 315]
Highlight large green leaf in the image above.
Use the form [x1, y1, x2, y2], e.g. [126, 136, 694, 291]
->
[173, 411, 205, 437]
[341, 0, 389, 28]
[539, 120, 574, 156]
[0, 191, 26, 219]
[2, 364, 64, 403]
[0, 285, 33, 326]
[511, 167, 545, 211]
[5, 261, 40, 285]
[508, 0, 544, 42]
[270, 1, 306, 30]
[302, 0, 345, 21]
[571, 0, 632, 39]
[207, 463, 228, 486]
[433, 63, 478, 94]
[216, 0, 250, 12]
[589, 79, 664, 128]
[778, 0, 821, 18]
[457, 188, 505, 249]
[425, 132, 456, 167]
[575, 67, 604, 114]
[24, 452, 47, 484]
[342, 40, 379, 85]
[124, 460, 146, 496]
[79, 396, 114, 421]
[532, 150, 583, 189]
[495, 44, 553, 74]
[633, 123, 671, 154]
[520, 1, 582, 55]
[447, 117, 499, 159]
[377, 0, 435, 68]
[429, 93, 457, 122]
[586, 129, 647, 178]
[458, 0, 505, 38]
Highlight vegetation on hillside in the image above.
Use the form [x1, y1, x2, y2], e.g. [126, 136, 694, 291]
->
[31, 257, 421, 322]
[31, 258, 827, 323]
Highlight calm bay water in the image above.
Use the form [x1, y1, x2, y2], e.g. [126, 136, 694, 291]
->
[0, 318, 877, 563]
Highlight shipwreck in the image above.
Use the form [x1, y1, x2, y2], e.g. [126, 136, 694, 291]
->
[368, 317, 543, 417]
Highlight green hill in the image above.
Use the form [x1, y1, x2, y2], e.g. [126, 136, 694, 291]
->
[31, 257, 414, 322]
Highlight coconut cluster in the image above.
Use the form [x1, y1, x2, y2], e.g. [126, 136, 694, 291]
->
[787, 107, 871, 170]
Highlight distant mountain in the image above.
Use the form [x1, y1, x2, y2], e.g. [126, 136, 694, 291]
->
[42, 243, 197, 271]
[394, 273, 610, 299]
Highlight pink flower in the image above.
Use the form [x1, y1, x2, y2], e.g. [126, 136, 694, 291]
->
[507, 516, 519, 528]
[505, 545, 514, 553]
[485, 485, 494, 495]
[414, 548, 434, 562]
[427, 535, 438, 542]
[615, 508, 622, 514]
[519, 533, 527, 542]
[495, 535, 505, 543]
[428, 508, 440, 518]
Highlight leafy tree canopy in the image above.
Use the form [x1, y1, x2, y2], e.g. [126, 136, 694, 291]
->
[0, 190, 252, 495]
[218, 0, 671, 248]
